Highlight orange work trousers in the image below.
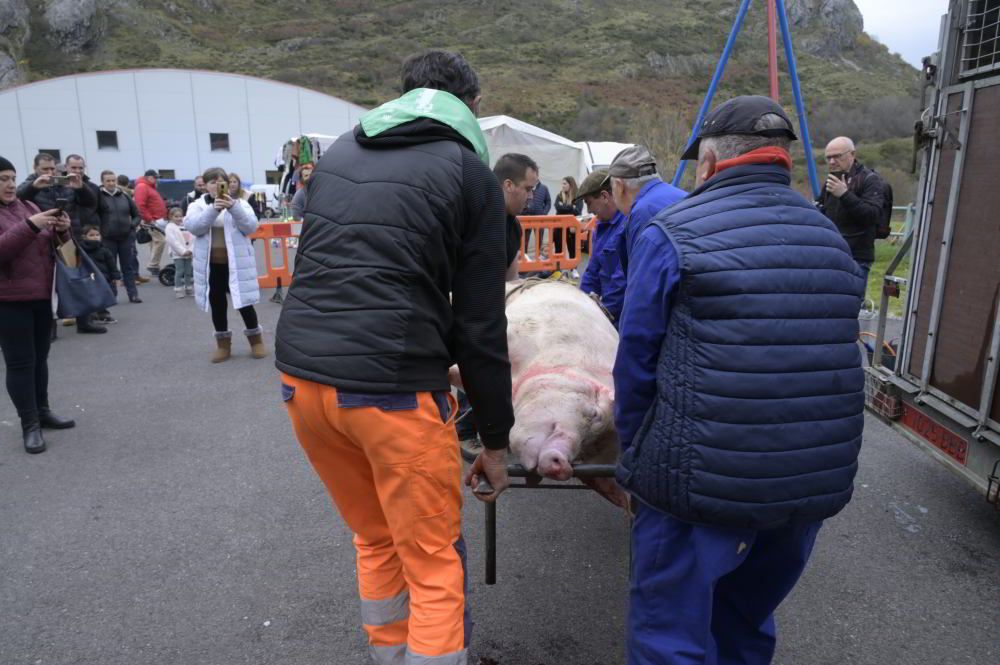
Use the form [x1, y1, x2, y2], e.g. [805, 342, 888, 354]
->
[280, 373, 469, 665]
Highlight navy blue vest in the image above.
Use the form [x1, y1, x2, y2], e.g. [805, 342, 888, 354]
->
[617, 164, 866, 530]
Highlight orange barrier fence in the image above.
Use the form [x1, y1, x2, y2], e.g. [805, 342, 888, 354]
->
[579, 216, 596, 254]
[250, 216, 587, 290]
[250, 222, 300, 289]
[517, 215, 583, 273]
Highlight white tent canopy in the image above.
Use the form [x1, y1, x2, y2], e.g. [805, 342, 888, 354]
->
[478, 115, 588, 213]
[578, 141, 635, 171]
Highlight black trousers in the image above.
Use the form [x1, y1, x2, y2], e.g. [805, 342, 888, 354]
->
[552, 227, 577, 259]
[208, 262, 259, 333]
[103, 235, 138, 299]
[0, 300, 52, 428]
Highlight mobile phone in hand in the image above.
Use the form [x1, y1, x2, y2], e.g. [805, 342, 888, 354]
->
[55, 197, 70, 212]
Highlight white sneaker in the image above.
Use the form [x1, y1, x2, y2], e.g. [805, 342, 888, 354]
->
[174, 289, 185, 299]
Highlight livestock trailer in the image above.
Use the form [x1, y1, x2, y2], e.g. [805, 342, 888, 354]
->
[867, 0, 1000, 506]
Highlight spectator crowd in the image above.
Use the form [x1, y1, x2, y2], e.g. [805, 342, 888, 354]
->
[0, 152, 272, 454]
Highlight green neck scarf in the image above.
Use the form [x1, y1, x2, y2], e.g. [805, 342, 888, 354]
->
[360, 88, 489, 164]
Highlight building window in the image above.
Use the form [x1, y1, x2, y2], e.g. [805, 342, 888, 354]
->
[158, 169, 176, 179]
[210, 133, 230, 152]
[39, 149, 61, 163]
[265, 170, 281, 185]
[96, 130, 119, 150]
[962, 0, 1000, 77]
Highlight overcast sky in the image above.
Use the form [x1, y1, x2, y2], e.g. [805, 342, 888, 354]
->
[854, 0, 949, 67]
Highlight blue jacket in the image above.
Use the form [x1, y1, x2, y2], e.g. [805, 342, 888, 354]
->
[579, 210, 626, 319]
[622, 178, 687, 260]
[523, 181, 552, 215]
[615, 164, 866, 530]
[604, 179, 686, 321]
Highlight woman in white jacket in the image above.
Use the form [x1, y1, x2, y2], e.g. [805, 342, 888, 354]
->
[184, 167, 266, 363]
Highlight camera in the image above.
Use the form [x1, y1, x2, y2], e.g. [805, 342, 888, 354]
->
[52, 175, 71, 186]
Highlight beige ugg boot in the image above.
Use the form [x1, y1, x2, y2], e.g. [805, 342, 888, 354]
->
[245, 326, 268, 359]
[212, 331, 232, 363]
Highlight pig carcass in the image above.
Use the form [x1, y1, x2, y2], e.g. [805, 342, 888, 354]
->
[504, 280, 619, 480]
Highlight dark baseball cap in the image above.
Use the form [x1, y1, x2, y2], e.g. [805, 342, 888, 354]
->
[575, 169, 611, 202]
[608, 145, 657, 178]
[144, 169, 158, 177]
[680, 95, 798, 161]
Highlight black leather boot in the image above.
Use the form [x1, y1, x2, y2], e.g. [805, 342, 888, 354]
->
[23, 425, 46, 454]
[77, 315, 107, 334]
[39, 409, 76, 430]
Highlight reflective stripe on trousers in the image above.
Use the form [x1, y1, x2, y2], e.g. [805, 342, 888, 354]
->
[369, 645, 468, 665]
[362, 590, 411, 627]
[281, 374, 469, 663]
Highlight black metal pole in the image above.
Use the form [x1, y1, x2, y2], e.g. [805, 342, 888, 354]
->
[485, 501, 497, 585]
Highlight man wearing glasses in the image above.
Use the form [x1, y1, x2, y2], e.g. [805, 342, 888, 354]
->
[818, 136, 885, 285]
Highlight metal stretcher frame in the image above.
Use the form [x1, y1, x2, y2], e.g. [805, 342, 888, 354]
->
[459, 446, 617, 585]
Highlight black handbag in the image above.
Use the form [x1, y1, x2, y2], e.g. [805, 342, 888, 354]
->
[135, 225, 151, 244]
[52, 239, 117, 318]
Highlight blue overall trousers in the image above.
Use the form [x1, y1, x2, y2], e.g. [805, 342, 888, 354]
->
[628, 503, 822, 665]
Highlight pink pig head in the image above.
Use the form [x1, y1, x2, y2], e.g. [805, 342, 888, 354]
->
[509, 373, 616, 481]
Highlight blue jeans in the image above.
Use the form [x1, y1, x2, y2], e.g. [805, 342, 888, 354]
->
[628, 504, 822, 665]
[856, 261, 872, 289]
[173, 257, 193, 290]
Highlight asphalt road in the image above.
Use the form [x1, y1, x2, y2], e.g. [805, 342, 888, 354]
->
[1, 259, 997, 665]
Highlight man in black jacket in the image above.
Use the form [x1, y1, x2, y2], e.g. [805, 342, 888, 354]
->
[17, 152, 97, 240]
[182, 175, 206, 214]
[65, 155, 101, 230]
[98, 170, 143, 304]
[818, 136, 885, 284]
[275, 51, 512, 665]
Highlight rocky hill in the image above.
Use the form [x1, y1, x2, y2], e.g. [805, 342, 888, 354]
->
[2, 0, 920, 154]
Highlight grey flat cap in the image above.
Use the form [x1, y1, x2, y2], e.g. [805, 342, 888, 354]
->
[608, 145, 657, 178]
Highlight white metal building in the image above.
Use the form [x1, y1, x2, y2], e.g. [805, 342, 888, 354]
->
[0, 68, 368, 184]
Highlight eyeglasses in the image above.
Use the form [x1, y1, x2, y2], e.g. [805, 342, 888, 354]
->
[825, 151, 852, 161]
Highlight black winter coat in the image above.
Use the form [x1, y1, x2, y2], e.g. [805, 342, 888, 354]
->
[554, 195, 583, 216]
[17, 176, 98, 239]
[80, 238, 121, 282]
[275, 119, 514, 448]
[98, 188, 141, 239]
[78, 178, 101, 230]
[817, 161, 884, 263]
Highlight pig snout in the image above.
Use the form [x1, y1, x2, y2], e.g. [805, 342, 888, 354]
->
[538, 448, 573, 480]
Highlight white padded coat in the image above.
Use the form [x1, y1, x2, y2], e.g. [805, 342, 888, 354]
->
[184, 195, 260, 312]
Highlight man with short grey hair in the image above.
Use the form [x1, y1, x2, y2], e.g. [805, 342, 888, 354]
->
[614, 96, 865, 664]
[599, 146, 684, 324]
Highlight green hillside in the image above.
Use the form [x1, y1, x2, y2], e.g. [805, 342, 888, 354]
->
[11, 0, 922, 157]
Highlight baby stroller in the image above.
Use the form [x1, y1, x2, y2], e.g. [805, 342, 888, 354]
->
[158, 264, 176, 287]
